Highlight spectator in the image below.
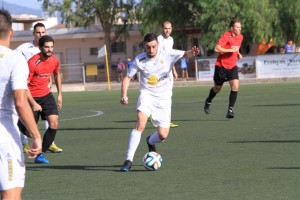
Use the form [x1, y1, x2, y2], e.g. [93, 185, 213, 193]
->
[117, 58, 125, 82]
[180, 56, 189, 81]
[284, 39, 294, 53]
[126, 57, 135, 82]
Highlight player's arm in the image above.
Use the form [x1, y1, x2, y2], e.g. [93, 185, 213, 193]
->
[184, 46, 200, 57]
[215, 44, 239, 53]
[14, 89, 42, 158]
[48, 75, 53, 89]
[172, 66, 178, 80]
[26, 62, 42, 111]
[26, 87, 42, 111]
[120, 75, 131, 104]
[53, 71, 62, 109]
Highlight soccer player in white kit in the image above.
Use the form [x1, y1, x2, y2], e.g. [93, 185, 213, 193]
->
[120, 33, 199, 172]
[16, 23, 62, 153]
[0, 9, 42, 199]
[157, 21, 179, 128]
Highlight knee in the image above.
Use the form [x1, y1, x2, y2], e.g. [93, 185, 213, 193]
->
[158, 130, 169, 141]
[135, 124, 146, 132]
[49, 121, 58, 129]
[214, 86, 221, 93]
[232, 86, 239, 91]
[160, 135, 167, 141]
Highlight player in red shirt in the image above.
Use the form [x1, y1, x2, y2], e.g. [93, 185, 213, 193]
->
[204, 19, 243, 118]
[18, 35, 62, 163]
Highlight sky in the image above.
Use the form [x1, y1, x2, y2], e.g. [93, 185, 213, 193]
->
[7, 0, 42, 9]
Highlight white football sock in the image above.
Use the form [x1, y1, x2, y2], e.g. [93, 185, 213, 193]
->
[43, 120, 49, 130]
[149, 131, 163, 144]
[126, 129, 142, 161]
[21, 134, 28, 144]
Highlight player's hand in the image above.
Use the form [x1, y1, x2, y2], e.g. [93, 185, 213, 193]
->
[237, 52, 243, 60]
[48, 82, 52, 90]
[191, 46, 199, 56]
[32, 103, 42, 111]
[57, 95, 62, 109]
[27, 137, 42, 159]
[120, 96, 128, 105]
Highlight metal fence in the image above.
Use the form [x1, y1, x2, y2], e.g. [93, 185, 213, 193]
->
[60, 63, 85, 84]
[60, 63, 119, 84]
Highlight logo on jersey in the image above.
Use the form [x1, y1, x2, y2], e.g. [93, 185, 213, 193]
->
[0, 53, 5, 58]
[148, 75, 159, 85]
[35, 59, 42, 66]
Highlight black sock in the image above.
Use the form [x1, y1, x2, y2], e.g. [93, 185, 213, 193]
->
[17, 120, 29, 137]
[228, 91, 238, 109]
[207, 87, 217, 102]
[42, 128, 57, 153]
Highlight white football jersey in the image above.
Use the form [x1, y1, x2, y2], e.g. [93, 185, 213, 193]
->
[0, 46, 29, 143]
[157, 34, 174, 51]
[128, 48, 184, 99]
[15, 41, 40, 61]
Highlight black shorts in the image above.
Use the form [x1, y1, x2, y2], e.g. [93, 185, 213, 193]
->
[213, 65, 239, 86]
[33, 92, 59, 123]
[18, 93, 58, 136]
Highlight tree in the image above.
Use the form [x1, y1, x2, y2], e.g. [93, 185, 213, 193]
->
[137, 0, 200, 48]
[139, 0, 300, 54]
[274, 0, 300, 45]
[39, 0, 139, 66]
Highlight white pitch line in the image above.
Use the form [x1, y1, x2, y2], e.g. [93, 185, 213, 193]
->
[59, 110, 104, 122]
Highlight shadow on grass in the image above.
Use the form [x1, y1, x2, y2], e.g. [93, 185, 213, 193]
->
[254, 103, 300, 107]
[114, 119, 210, 123]
[25, 164, 148, 172]
[267, 167, 300, 170]
[228, 140, 300, 143]
[58, 127, 133, 131]
[114, 120, 136, 123]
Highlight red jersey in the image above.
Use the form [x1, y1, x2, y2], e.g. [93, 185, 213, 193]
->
[215, 31, 243, 69]
[27, 53, 59, 97]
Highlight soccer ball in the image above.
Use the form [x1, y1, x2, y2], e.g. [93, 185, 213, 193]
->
[143, 152, 163, 171]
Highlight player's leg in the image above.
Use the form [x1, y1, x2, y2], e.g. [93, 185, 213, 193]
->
[227, 79, 239, 118]
[34, 94, 58, 164]
[43, 114, 58, 151]
[21, 134, 30, 153]
[147, 98, 171, 151]
[226, 66, 239, 118]
[13, 112, 30, 153]
[0, 142, 25, 200]
[120, 111, 148, 172]
[1, 187, 23, 200]
[204, 66, 224, 114]
[42, 113, 62, 153]
[120, 94, 151, 172]
[17, 108, 39, 138]
[34, 114, 58, 164]
[186, 69, 189, 81]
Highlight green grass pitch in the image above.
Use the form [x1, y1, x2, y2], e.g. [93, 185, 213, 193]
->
[23, 82, 300, 200]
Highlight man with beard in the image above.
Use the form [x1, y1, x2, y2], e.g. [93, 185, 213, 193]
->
[119, 33, 199, 172]
[16, 23, 63, 153]
[0, 9, 42, 199]
[18, 35, 62, 164]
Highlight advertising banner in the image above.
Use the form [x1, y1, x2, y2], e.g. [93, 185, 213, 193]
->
[256, 53, 300, 78]
[196, 56, 256, 81]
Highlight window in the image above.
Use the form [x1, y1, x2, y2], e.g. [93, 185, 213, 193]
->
[90, 47, 98, 56]
[111, 42, 125, 53]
